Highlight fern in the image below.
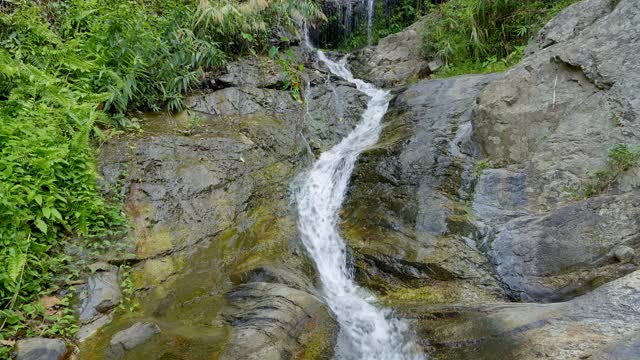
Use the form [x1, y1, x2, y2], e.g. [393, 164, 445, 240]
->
[7, 251, 26, 283]
[0, 0, 327, 341]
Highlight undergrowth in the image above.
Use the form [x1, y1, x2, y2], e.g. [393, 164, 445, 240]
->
[423, 0, 578, 76]
[0, 0, 322, 353]
[338, 0, 426, 50]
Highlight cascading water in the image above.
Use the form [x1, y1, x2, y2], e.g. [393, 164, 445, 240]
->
[345, 0, 353, 36]
[367, 0, 375, 45]
[298, 29, 425, 360]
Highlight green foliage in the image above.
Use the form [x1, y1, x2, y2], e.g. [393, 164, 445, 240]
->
[0, 46, 125, 342]
[566, 144, 640, 199]
[196, 0, 325, 55]
[118, 266, 138, 313]
[336, 0, 425, 50]
[423, 0, 577, 75]
[1, 0, 322, 345]
[268, 43, 305, 102]
[473, 159, 490, 177]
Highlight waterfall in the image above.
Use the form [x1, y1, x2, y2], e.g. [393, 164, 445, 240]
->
[298, 27, 425, 360]
[345, 0, 353, 37]
[367, 0, 375, 45]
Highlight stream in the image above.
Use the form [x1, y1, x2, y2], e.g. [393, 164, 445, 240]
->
[295, 45, 425, 359]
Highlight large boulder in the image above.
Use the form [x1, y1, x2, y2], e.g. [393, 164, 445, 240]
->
[14, 338, 68, 360]
[349, 18, 431, 88]
[220, 283, 337, 360]
[471, 0, 640, 300]
[106, 322, 161, 360]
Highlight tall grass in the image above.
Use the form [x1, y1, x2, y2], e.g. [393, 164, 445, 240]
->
[423, 0, 577, 75]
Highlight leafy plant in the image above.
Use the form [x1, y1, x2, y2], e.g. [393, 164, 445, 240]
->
[423, 0, 578, 75]
[1, 0, 324, 345]
[196, 0, 325, 55]
[268, 44, 305, 102]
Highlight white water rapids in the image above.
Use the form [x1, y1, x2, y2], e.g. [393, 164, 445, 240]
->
[295, 40, 425, 359]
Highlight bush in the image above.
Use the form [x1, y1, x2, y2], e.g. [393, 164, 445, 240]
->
[0, 47, 124, 345]
[423, 0, 577, 75]
[0, 0, 324, 348]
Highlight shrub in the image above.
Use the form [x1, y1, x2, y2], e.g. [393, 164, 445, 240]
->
[0, 0, 324, 348]
[423, 0, 577, 75]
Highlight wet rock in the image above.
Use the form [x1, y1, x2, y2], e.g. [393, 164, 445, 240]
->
[349, 18, 430, 88]
[106, 322, 161, 360]
[490, 192, 640, 301]
[399, 270, 640, 360]
[88, 49, 360, 357]
[77, 265, 121, 323]
[594, 332, 640, 360]
[220, 282, 337, 360]
[77, 313, 113, 343]
[14, 338, 67, 360]
[342, 74, 505, 300]
[470, 0, 640, 300]
[303, 69, 369, 153]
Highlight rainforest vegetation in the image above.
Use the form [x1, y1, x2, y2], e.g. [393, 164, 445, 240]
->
[0, 0, 579, 354]
[0, 0, 321, 351]
[422, 0, 578, 75]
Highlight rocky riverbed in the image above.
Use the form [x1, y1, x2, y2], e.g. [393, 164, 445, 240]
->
[15, 0, 640, 359]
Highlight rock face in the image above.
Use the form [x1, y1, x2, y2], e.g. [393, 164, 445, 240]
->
[341, 74, 506, 302]
[349, 18, 431, 88]
[340, 0, 640, 358]
[14, 338, 67, 360]
[303, 70, 369, 154]
[400, 269, 640, 360]
[489, 193, 640, 301]
[84, 53, 367, 358]
[471, 0, 640, 301]
[220, 283, 337, 359]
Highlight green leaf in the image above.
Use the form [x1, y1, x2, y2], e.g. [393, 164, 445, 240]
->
[8, 252, 27, 282]
[35, 194, 43, 206]
[51, 208, 63, 221]
[43, 207, 52, 219]
[268, 46, 279, 59]
[35, 219, 48, 233]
